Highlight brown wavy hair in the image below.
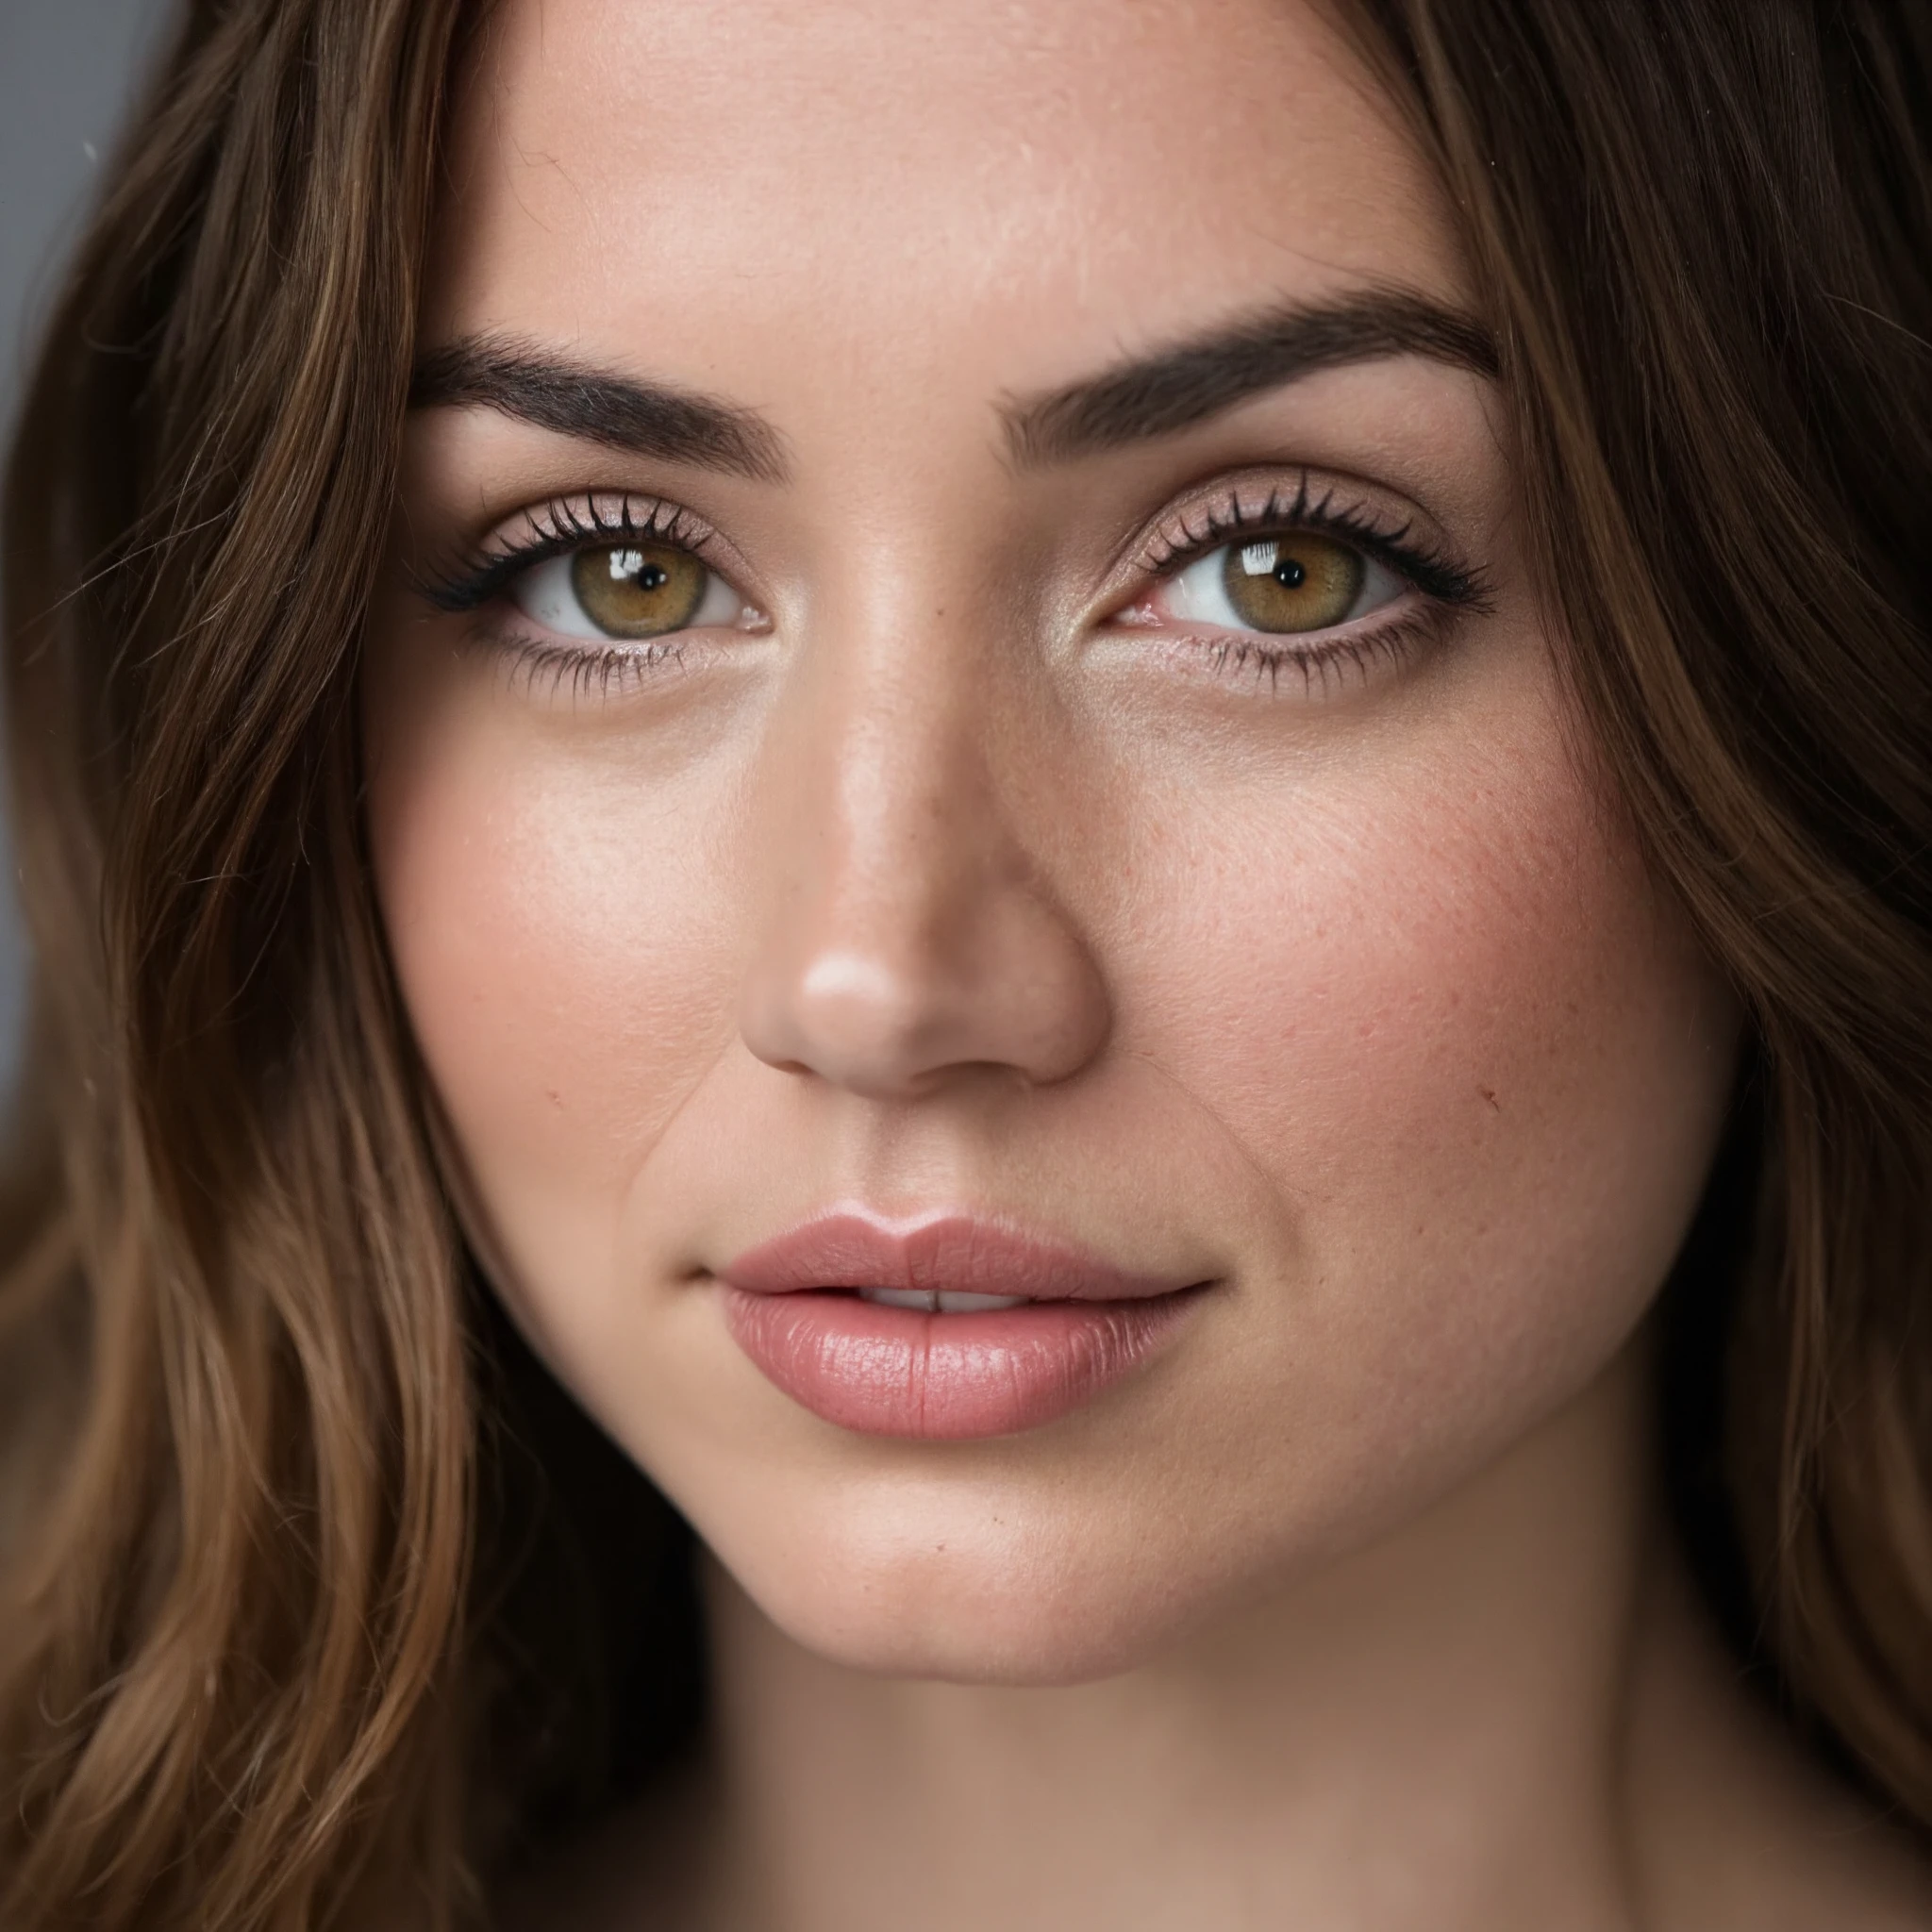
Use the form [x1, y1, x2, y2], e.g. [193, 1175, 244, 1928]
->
[0, 0, 1926, 1924]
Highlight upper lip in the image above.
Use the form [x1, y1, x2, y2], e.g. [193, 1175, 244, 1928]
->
[719, 1210, 1191, 1303]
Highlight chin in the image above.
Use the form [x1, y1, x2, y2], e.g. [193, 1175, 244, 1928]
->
[700, 1485, 1246, 1686]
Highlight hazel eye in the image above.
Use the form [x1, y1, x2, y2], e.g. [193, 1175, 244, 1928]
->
[509, 540, 748, 641]
[1160, 532, 1404, 635]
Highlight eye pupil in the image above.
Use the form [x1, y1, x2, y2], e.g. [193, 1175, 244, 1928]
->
[574, 541, 706, 638]
[1224, 534, 1362, 633]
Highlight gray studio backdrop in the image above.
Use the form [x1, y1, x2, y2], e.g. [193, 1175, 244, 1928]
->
[0, 0, 174, 1087]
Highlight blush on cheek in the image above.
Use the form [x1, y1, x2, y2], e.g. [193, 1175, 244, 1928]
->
[1125, 680, 1737, 1485]
[363, 641, 746, 1287]
[391, 811, 726, 1178]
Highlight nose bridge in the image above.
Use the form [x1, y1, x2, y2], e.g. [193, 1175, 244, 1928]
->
[818, 615, 998, 932]
[739, 580, 1108, 1097]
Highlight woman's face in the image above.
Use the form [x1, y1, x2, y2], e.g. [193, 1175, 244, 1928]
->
[367, 0, 1739, 1680]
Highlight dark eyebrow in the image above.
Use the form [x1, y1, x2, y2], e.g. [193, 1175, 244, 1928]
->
[409, 332, 789, 483]
[1002, 290, 1499, 468]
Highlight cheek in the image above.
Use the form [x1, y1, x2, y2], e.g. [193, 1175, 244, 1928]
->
[1123, 675, 1738, 1480]
[364, 650, 743, 1282]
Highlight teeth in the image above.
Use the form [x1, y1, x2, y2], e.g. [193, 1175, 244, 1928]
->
[858, 1288, 939, 1311]
[855, 1289, 1030, 1313]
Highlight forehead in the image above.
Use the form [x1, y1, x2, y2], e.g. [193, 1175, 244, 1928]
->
[430, 0, 1461, 406]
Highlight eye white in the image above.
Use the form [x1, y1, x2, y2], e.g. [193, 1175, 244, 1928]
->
[1158, 540, 1405, 632]
[508, 548, 748, 640]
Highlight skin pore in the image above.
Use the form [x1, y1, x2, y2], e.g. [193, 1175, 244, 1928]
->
[362, 0, 1931, 1925]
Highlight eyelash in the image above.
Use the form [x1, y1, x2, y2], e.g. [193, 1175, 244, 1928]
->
[1136, 474, 1479, 605]
[419, 476, 1487, 697]
[1121, 474, 1488, 692]
[420, 493, 718, 616]
[418, 494, 738, 696]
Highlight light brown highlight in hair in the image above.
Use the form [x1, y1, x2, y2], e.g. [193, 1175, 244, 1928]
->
[0, 1, 475, 1924]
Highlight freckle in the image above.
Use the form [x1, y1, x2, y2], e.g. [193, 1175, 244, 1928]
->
[1479, 1085, 1501, 1111]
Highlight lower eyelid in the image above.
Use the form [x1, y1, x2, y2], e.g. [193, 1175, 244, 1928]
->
[1190, 608, 1442, 693]
[490, 622, 705, 698]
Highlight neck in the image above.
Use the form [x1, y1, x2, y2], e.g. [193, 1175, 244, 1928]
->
[698, 1346, 1669, 1932]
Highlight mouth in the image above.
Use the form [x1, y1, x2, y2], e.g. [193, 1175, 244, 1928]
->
[717, 1211, 1208, 1440]
[851, 1287, 1028, 1312]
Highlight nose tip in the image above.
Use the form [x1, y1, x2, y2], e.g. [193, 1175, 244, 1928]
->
[790, 951, 941, 1091]
[762, 950, 946, 1095]
[739, 857, 1111, 1102]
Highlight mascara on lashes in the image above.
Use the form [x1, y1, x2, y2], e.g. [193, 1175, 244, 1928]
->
[415, 475, 1483, 657]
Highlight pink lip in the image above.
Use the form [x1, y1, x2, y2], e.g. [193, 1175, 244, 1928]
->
[719, 1212, 1205, 1440]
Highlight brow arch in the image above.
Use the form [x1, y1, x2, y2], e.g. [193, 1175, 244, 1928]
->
[409, 333, 790, 483]
[1002, 289, 1499, 467]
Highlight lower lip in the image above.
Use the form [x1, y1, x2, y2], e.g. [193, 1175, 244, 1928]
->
[722, 1287, 1198, 1440]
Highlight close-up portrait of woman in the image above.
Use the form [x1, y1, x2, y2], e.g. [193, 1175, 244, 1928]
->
[0, 0, 1927, 1925]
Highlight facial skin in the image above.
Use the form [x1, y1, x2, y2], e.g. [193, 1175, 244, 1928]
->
[366, 0, 1740, 1682]
[360, 7, 1932, 1924]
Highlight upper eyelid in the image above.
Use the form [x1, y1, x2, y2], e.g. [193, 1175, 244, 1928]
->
[1137, 475, 1409, 574]
[498, 495, 721, 575]
[1120, 473, 1484, 609]
[416, 491, 747, 613]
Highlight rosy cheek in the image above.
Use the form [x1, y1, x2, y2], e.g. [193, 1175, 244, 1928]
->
[1118, 674, 1736, 1420]
[1151, 755, 1624, 1174]
[365, 657, 741, 1272]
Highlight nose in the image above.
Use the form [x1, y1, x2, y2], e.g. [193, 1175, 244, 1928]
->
[738, 640, 1110, 1101]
